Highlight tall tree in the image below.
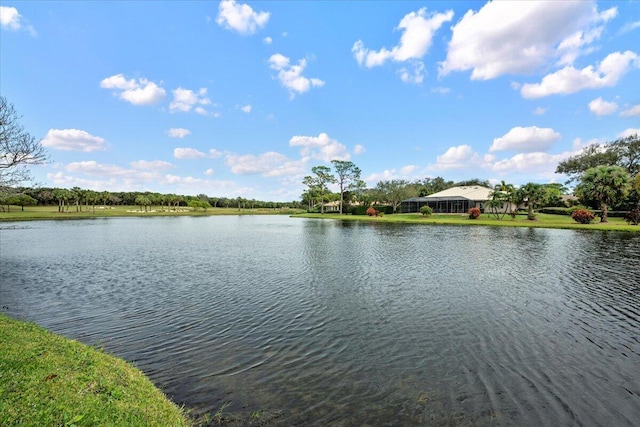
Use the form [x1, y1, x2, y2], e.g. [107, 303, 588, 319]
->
[331, 160, 361, 214]
[375, 179, 417, 213]
[556, 134, 639, 183]
[303, 166, 336, 214]
[574, 166, 631, 222]
[486, 181, 516, 220]
[0, 96, 48, 189]
[515, 183, 548, 220]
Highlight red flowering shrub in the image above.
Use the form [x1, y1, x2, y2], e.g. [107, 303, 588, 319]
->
[468, 207, 481, 219]
[366, 207, 380, 217]
[571, 209, 595, 224]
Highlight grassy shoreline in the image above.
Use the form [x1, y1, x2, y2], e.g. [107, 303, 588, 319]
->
[292, 212, 640, 232]
[1, 205, 638, 232]
[0, 315, 191, 427]
[0, 205, 304, 222]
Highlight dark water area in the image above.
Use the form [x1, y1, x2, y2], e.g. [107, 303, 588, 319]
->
[1, 216, 639, 426]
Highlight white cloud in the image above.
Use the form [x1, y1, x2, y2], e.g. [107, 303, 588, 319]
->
[170, 87, 211, 114]
[209, 149, 224, 159]
[620, 104, 640, 117]
[619, 128, 640, 138]
[491, 152, 572, 174]
[352, 8, 453, 68]
[217, 0, 269, 35]
[225, 152, 305, 177]
[205, 168, 215, 176]
[41, 129, 106, 152]
[130, 160, 174, 171]
[167, 128, 191, 138]
[263, 36, 272, 44]
[434, 145, 477, 170]
[533, 107, 547, 115]
[440, 1, 615, 80]
[521, 51, 640, 98]
[289, 133, 350, 162]
[0, 6, 36, 36]
[365, 165, 419, 184]
[100, 74, 166, 105]
[619, 20, 640, 35]
[490, 126, 561, 153]
[397, 61, 425, 84]
[240, 104, 252, 113]
[431, 86, 450, 94]
[588, 97, 618, 116]
[173, 147, 208, 159]
[268, 54, 324, 98]
[353, 144, 366, 155]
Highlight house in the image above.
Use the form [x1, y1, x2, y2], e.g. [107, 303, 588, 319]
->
[400, 186, 519, 214]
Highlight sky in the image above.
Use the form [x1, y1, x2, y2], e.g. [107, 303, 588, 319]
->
[1, 1, 639, 202]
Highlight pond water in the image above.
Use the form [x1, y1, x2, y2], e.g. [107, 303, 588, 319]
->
[1, 216, 639, 426]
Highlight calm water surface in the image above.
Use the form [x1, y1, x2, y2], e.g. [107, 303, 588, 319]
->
[1, 216, 639, 426]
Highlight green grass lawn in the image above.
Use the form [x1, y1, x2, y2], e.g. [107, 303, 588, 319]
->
[0, 205, 304, 221]
[0, 315, 191, 427]
[293, 212, 640, 232]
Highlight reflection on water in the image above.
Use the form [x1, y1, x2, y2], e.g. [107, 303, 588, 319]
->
[1, 216, 640, 426]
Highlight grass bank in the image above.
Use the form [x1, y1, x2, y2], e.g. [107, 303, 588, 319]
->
[0, 205, 304, 222]
[0, 315, 191, 427]
[292, 212, 640, 232]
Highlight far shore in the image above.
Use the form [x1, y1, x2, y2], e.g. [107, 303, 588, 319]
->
[1, 205, 638, 232]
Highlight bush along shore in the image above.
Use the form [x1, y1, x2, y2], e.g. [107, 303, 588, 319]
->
[0, 315, 191, 427]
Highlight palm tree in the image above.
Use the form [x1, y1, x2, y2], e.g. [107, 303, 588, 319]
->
[575, 166, 631, 222]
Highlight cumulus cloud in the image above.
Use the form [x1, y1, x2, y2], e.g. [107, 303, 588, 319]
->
[619, 128, 640, 138]
[491, 152, 573, 174]
[263, 36, 272, 44]
[620, 104, 640, 117]
[289, 133, 350, 162]
[205, 168, 215, 176]
[130, 160, 174, 171]
[533, 107, 547, 115]
[439, 1, 616, 80]
[225, 152, 305, 177]
[397, 61, 425, 84]
[588, 97, 618, 116]
[173, 147, 208, 159]
[100, 74, 166, 105]
[521, 51, 640, 98]
[41, 129, 106, 152]
[353, 144, 366, 155]
[268, 54, 324, 98]
[0, 6, 36, 36]
[490, 126, 561, 153]
[434, 145, 477, 170]
[240, 104, 252, 113]
[365, 165, 418, 184]
[170, 87, 212, 114]
[217, 0, 269, 35]
[353, 8, 453, 69]
[167, 128, 191, 138]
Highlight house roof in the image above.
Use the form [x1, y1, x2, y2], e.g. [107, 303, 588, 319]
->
[403, 186, 493, 202]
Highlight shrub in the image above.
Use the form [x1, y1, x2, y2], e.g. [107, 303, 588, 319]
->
[366, 207, 380, 217]
[348, 205, 368, 215]
[571, 208, 595, 224]
[371, 205, 394, 215]
[468, 207, 481, 219]
[625, 208, 640, 225]
[420, 206, 433, 217]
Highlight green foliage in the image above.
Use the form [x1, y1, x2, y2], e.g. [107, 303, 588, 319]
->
[468, 207, 481, 219]
[571, 209, 595, 224]
[419, 206, 433, 216]
[331, 160, 362, 214]
[375, 179, 417, 213]
[371, 205, 394, 215]
[574, 165, 631, 222]
[625, 209, 640, 225]
[454, 178, 491, 188]
[348, 205, 368, 215]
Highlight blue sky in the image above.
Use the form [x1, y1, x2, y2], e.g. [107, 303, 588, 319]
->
[1, 1, 639, 201]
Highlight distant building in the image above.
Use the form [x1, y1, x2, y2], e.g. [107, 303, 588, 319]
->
[400, 186, 518, 214]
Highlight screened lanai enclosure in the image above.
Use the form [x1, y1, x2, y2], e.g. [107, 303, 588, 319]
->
[399, 186, 493, 214]
[400, 197, 476, 214]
